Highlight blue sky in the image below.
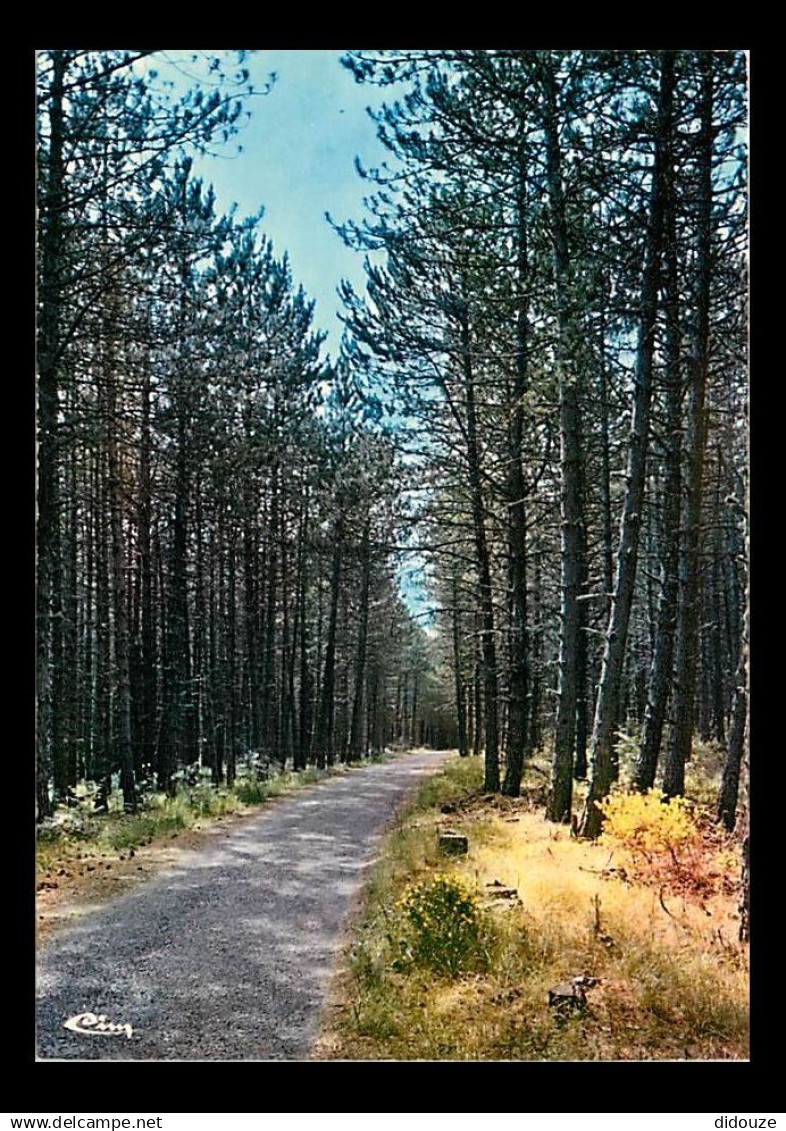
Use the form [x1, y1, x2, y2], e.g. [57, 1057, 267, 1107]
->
[171, 49, 402, 356]
[151, 50, 433, 621]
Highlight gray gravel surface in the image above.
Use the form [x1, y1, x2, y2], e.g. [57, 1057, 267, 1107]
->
[36, 749, 450, 1061]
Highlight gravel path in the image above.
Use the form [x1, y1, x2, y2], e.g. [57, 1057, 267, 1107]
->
[36, 749, 450, 1060]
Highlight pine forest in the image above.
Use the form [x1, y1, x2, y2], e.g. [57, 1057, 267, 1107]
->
[35, 49, 750, 1065]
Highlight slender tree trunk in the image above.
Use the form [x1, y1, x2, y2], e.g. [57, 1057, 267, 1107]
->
[716, 650, 746, 831]
[598, 276, 614, 625]
[205, 521, 219, 782]
[297, 492, 312, 769]
[138, 365, 156, 780]
[262, 463, 279, 758]
[61, 414, 79, 797]
[210, 522, 224, 784]
[472, 637, 483, 757]
[410, 673, 419, 750]
[287, 500, 304, 770]
[663, 53, 713, 799]
[348, 520, 372, 761]
[574, 565, 589, 780]
[368, 665, 380, 755]
[504, 145, 530, 798]
[579, 53, 674, 838]
[634, 127, 683, 792]
[36, 50, 68, 819]
[279, 509, 293, 770]
[451, 573, 469, 756]
[242, 426, 260, 752]
[193, 477, 208, 771]
[168, 386, 191, 780]
[50, 464, 66, 801]
[528, 552, 542, 753]
[94, 451, 112, 811]
[541, 52, 586, 823]
[709, 527, 727, 744]
[81, 454, 96, 782]
[717, 510, 748, 833]
[467, 657, 476, 755]
[106, 313, 136, 812]
[738, 828, 750, 943]
[314, 519, 342, 769]
[460, 298, 500, 791]
[401, 671, 409, 749]
[226, 525, 238, 787]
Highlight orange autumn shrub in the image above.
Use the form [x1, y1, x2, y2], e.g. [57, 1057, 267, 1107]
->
[597, 789, 733, 898]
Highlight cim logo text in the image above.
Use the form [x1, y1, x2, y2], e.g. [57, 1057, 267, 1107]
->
[63, 1011, 134, 1038]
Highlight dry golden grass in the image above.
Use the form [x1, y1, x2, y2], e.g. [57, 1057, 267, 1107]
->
[317, 755, 749, 1062]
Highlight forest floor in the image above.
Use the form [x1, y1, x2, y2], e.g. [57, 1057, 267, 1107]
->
[35, 748, 450, 1060]
[316, 750, 749, 1061]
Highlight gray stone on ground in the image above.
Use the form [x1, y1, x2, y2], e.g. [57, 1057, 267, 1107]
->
[438, 831, 468, 855]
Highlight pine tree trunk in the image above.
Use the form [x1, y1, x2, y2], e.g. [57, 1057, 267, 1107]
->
[287, 502, 304, 770]
[94, 452, 112, 811]
[716, 651, 746, 830]
[106, 320, 136, 812]
[368, 666, 380, 755]
[574, 572, 589, 780]
[209, 524, 223, 784]
[138, 366, 157, 780]
[738, 830, 749, 943]
[81, 454, 96, 783]
[226, 527, 238, 787]
[50, 464, 66, 801]
[36, 49, 67, 819]
[62, 423, 79, 795]
[205, 522, 219, 782]
[451, 574, 469, 756]
[410, 673, 419, 749]
[503, 146, 530, 798]
[297, 495, 312, 768]
[663, 53, 713, 799]
[279, 511, 293, 770]
[579, 52, 674, 838]
[598, 278, 614, 626]
[314, 519, 342, 769]
[243, 447, 260, 752]
[528, 553, 543, 753]
[168, 395, 191, 780]
[262, 463, 279, 759]
[541, 53, 586, 823]
[461, 300, 500, 791]
[634, 135, 682, 793]
[348, 521, 371, 761]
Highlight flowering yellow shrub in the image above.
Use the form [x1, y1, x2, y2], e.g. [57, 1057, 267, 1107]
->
[396, 873, 484, 977]
[598, 790, 742, 900]
[598, 788, 699, 861]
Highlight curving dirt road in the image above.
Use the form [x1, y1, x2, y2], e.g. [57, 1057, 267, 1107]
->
[36, 749, 450, 1060]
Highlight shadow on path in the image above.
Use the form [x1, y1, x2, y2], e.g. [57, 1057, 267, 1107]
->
[36, 749, 450, 1061]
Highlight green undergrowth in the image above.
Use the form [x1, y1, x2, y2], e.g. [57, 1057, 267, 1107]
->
[37, 761, 338, 875]
[321, 753, 748, 1062]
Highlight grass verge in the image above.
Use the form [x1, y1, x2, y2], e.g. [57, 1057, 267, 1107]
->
[38, 764, 335, 889]
[316, 754, 749, 1062]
